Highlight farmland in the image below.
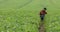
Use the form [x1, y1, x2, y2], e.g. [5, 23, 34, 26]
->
[0, 0, 60, 32]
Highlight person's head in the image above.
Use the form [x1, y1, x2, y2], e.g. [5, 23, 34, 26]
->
[44, 8, 47, 10]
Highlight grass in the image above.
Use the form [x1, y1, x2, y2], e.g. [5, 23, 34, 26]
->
[0, 0, 60, 32]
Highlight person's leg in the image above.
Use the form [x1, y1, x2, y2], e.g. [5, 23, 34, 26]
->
[40, 15, 45, 21]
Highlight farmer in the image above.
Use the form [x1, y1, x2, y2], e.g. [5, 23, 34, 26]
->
[39, 8, 47, 21]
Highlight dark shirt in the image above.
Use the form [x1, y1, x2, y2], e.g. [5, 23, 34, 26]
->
[40, 10, 47, 15]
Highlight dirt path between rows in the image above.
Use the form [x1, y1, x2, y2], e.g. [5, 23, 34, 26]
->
[39, 21, 46, 32]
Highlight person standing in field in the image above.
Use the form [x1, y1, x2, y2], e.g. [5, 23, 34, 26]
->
[39, 8, 47, 21]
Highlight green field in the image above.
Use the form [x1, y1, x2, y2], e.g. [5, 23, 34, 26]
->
[0, 0, 60, 32]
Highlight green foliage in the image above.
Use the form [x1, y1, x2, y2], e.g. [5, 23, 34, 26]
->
[0, 0, 60, 32]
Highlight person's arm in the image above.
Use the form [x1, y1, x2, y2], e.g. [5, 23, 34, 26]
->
[45, 11, 47, 14]
[40, 11, 42, 15]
